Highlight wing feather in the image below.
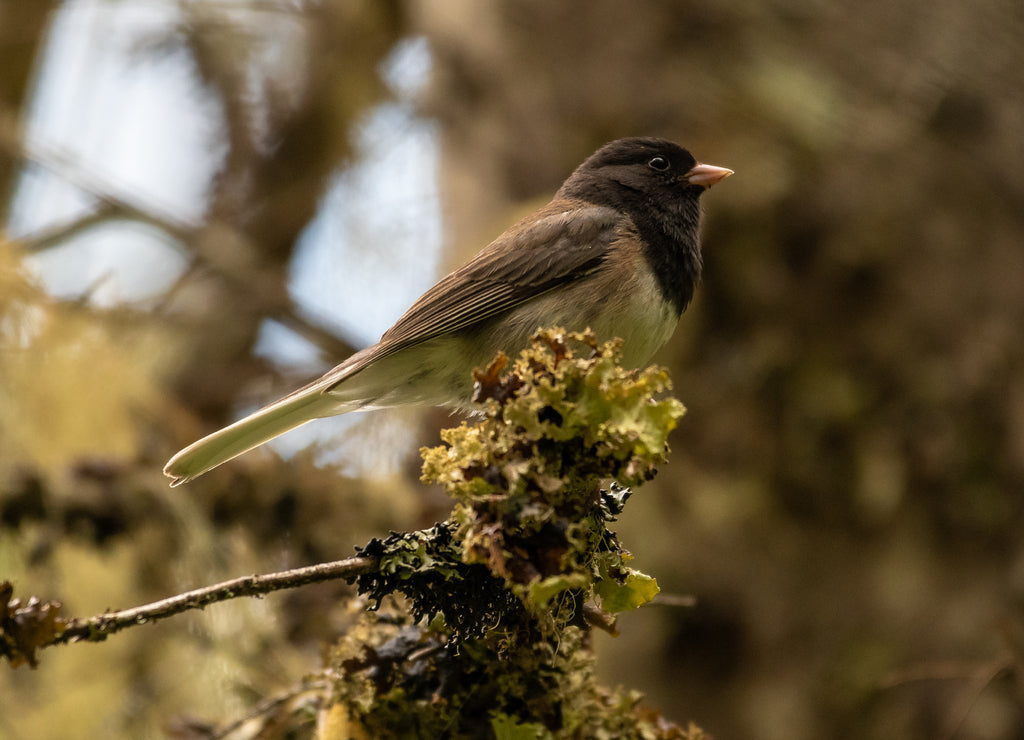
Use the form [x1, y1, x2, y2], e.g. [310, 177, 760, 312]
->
[322, 200, 623, 390]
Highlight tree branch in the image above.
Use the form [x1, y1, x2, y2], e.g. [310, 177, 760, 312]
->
[3, 125, 198, 243]
[53, 554, 377, 646]
[18, 203, 118, 252]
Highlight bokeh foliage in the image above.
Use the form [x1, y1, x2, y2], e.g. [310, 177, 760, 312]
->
[2, 1, 1023, 738]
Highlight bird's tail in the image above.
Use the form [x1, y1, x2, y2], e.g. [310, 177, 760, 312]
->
[163, 389, 338, 487]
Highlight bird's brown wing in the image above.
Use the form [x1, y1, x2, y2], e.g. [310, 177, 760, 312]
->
[321, 200, 624, 390]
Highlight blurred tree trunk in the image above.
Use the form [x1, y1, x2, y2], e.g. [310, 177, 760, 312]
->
[2, 1, 1022, 737]
[411, 2, 1024, 738]
[0, 1, 59, 206]
[164, 0, 404, 426]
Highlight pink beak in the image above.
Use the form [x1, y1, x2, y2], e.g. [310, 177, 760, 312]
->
[683, 163, 734, 189]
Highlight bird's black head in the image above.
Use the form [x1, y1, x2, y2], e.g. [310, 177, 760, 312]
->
[557, 137, 727, 204]
[557, 137, 732, 316]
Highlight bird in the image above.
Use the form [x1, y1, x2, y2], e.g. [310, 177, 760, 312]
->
[164, 137, 732, 486]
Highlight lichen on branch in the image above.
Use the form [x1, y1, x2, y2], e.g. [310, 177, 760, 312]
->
[336, 328, 695, 738]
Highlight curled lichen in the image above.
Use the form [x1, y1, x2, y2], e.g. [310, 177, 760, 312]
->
[422, 328, 685, 502]
[332, 328, 694, 738]
[420, 328, 683, 614]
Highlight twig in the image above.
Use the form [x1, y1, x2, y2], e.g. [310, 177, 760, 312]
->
[208, 676, 332, 740]
[882, 655, 1014, 740]
[938, 657, 1012, 740]
[648, 593, 698, 608]
[3, 109, 360, 361]
[52, 555, 377, 646]
[273, 303, 360, 361]
[18, 204, 117, 253]
[5, 128, 197, 243]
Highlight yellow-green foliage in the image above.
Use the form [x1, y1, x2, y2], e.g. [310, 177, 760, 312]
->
[422, 329, 685, 501]
[0, 241, 170, 479]
[331, 329, 695, 738]
[421, 329, 683, 613]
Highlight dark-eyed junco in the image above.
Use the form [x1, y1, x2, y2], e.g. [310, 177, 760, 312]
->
[164, 137, 731, 486]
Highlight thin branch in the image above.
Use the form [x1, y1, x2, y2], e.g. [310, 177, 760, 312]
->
[3, 110, 359, 360]
[272, 304, 361, 361]
[207, 676, 332, 740]
[938, 657, 1013, 740]
[52, 554, 377, 647]
[881, 655, 1015, 740]
[648, 593, 698, 608]
[5, 128, 198, 243]
[17, 203, 117, 252]
[881, 657, 1011, 688]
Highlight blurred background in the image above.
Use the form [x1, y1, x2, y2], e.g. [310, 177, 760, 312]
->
[2, 1, 1023, 738]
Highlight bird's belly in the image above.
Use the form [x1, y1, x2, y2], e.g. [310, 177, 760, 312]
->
[501, 266, 680, 369]
[328, 268, 680, 412]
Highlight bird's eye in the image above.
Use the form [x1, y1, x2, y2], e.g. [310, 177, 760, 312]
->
[647, 156, 670, 171]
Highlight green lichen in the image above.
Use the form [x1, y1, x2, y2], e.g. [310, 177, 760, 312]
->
[421, 328, 683, 616]
[329, 328, 697, 738]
